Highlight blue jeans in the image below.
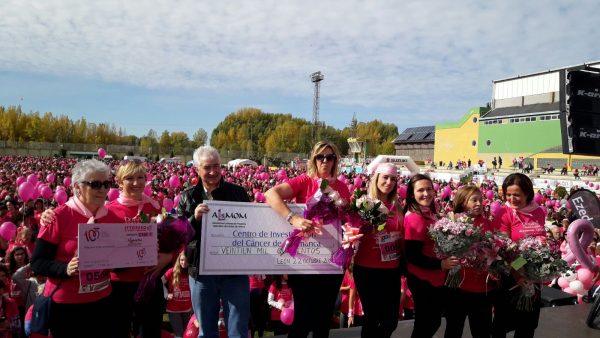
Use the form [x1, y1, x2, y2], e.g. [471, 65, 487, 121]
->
[189, 275, 250, 338]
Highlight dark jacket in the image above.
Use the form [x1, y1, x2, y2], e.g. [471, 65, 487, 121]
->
[176, 177, 250, 277]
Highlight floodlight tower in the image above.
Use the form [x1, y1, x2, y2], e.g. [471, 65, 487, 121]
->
[311, 71, 324, 143]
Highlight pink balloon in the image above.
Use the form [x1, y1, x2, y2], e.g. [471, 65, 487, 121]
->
[174, 194, 180, 207]
[565, 219, 599, 272]
[107, 188, 120, 201]
[563, 287, 577, 295]
[557, 277, 570, 289]
[144, 183, 153, 197]
[577, 268, 595, 290]
[0, 222, 17, 241]
[337, 175, 347, 184]
[354, 177, 363, 187]
[277, 169, 288, 180]
[163, 198, 174, 211]
[15, 176, 26, 186]
[40, 186, 53, 199]
[433, 183, 440, 192]
[27, 174, 38, 185]
[533, 193, 543, 204]
[63, 177, 71, 187]
[46, 173, 55, 183]
[56, 185, 65, 191]
[490, 201, 502, 218]
[280, 307, 294, 326]
[98, 148, 107, 159]
[54, 189, 68, 205]
[398, 185, 408, 199]
[18, 182, 35, 202]
[485, 190, 494, 199]
[169, 176, 180, 189]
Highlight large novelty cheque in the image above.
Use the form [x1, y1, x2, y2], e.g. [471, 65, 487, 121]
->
[199, 200, 343, 274]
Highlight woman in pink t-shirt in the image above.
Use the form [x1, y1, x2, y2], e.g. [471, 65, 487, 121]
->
[31, 159, 122, 338]
[353, 163, 403, 338]
[403, 174, 459, 338]
[265, 141, 350, 338]
[105, 159, 167, 338]
[444, 186, 496, 338]
[491, 173, 545, 338]
[162, 251, 192, 338]
[267, 275, 293, 335]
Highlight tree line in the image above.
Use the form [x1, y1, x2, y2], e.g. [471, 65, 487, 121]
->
[0, 105, 398, 157]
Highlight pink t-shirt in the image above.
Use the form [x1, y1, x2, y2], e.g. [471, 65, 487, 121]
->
[460, 216, 497, 293]
[37, 205, 122, 304]
[403, 210, 445, 287]
[354, 201, 403, 269]
[286, 175, 351, 203]
[107, 201, 161, 282]
[269, 282, 293, 321]
[163, 268, 192, 313]
[493, 205, 546, 241]
[249, 275, 266, 290]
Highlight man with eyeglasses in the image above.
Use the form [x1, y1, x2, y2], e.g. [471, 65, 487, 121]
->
[176, 146, 250, 338]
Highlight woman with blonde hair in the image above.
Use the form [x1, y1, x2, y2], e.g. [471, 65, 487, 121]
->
[353, 163, 404, 338]
[266, 141, 351, 338]
[162, 251, 192, 338]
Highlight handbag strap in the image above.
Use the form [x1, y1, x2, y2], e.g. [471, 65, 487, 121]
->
[48, 279, 64, 299]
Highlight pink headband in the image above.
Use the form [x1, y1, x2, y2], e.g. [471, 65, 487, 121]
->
[374, 163, 398, 177]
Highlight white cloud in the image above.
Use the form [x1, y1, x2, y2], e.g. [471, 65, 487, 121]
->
[1, 0, 599, 125]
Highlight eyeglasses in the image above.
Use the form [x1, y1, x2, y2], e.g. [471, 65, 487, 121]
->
[315, 154, 337, 162]
[81, 180, 112, 190]
[120, 159, 143, 165]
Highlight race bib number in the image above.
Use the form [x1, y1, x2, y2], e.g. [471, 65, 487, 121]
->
[79, 269, 110, 294]
[377, 231, 401, 262]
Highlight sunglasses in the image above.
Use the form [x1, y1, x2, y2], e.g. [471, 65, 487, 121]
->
[81, 180, 113, 190]
[120, 159, 143, 165]
[315, 154, 337, 162]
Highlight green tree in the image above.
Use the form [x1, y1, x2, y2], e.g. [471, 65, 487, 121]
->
[192, 128, 208, 147]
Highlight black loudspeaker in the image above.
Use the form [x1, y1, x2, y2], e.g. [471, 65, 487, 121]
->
[541, 286, 577, 307]
[560, 68, 600, 155]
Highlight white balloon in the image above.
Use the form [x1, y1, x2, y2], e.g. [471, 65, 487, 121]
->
[569, 280, 586, 295]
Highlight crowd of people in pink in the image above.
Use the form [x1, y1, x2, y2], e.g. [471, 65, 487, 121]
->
[0, 149, 599, 338]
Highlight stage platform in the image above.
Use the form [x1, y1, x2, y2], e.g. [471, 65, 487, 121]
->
[274, 303, 600, 337]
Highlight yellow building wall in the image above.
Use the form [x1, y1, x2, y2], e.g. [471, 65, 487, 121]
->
[433, 107, 483, 166]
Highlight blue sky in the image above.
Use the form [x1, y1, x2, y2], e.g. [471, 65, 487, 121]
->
[1, 0, 599, 139]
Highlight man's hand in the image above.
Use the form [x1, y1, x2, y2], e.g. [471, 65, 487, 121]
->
[194, 204, 209, 221]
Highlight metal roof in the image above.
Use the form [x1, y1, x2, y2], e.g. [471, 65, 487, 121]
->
[393, 126, 435, 144]
[480, 102, 560, 119]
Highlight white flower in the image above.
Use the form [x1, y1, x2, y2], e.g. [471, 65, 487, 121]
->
[362, 197, 374, 210]
[356, 195, 368, 208]
[329, 190, 341, 202]
[377, 202, 389, 214]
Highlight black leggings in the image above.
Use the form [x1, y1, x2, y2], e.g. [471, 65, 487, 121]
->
[50, 296, 111, 338]
[444, 288, 493, 338]
[406, 274, 447, 338]
[353, 265, 401, 338]
[287, 274, 344, 338]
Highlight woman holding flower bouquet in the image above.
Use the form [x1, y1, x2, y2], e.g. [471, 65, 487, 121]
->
[403, 174, 459, 338]
[492, 173, 546, 338]
[352, 163, 403, 338]
[444, 186, 496, 338]
[265, 141, 351, 338]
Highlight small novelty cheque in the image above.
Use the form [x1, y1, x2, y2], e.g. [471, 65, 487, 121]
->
[199, 200, 342, 275]
[78, 223, 158, 271]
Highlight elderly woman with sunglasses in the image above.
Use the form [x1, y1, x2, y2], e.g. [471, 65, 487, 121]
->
[106, 159, 172, 338]
[265, 141, 351, 338]
[31, 159, 122, 338]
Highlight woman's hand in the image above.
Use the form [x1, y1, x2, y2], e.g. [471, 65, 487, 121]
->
[66, 256, 79, 277]
[441, 256, 460, 270]
[41, 208, 57, 226]
[289, 215, 314, 231]
[167, 293, 174, 301]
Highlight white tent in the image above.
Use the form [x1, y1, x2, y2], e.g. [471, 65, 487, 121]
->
[227, 159, 258, 167]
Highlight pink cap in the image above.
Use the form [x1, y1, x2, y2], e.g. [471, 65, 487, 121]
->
[374, 163, 397, 177]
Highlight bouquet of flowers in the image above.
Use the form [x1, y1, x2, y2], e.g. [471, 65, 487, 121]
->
[347, 189, 390, 233]
[428, 213, 485, 287]
[135, 214, 194, 304]
[509, 236, 569, 311]
[279, 179, 346, 257]
[329, 189, 392, 268]
[461, 232, 518, 282]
